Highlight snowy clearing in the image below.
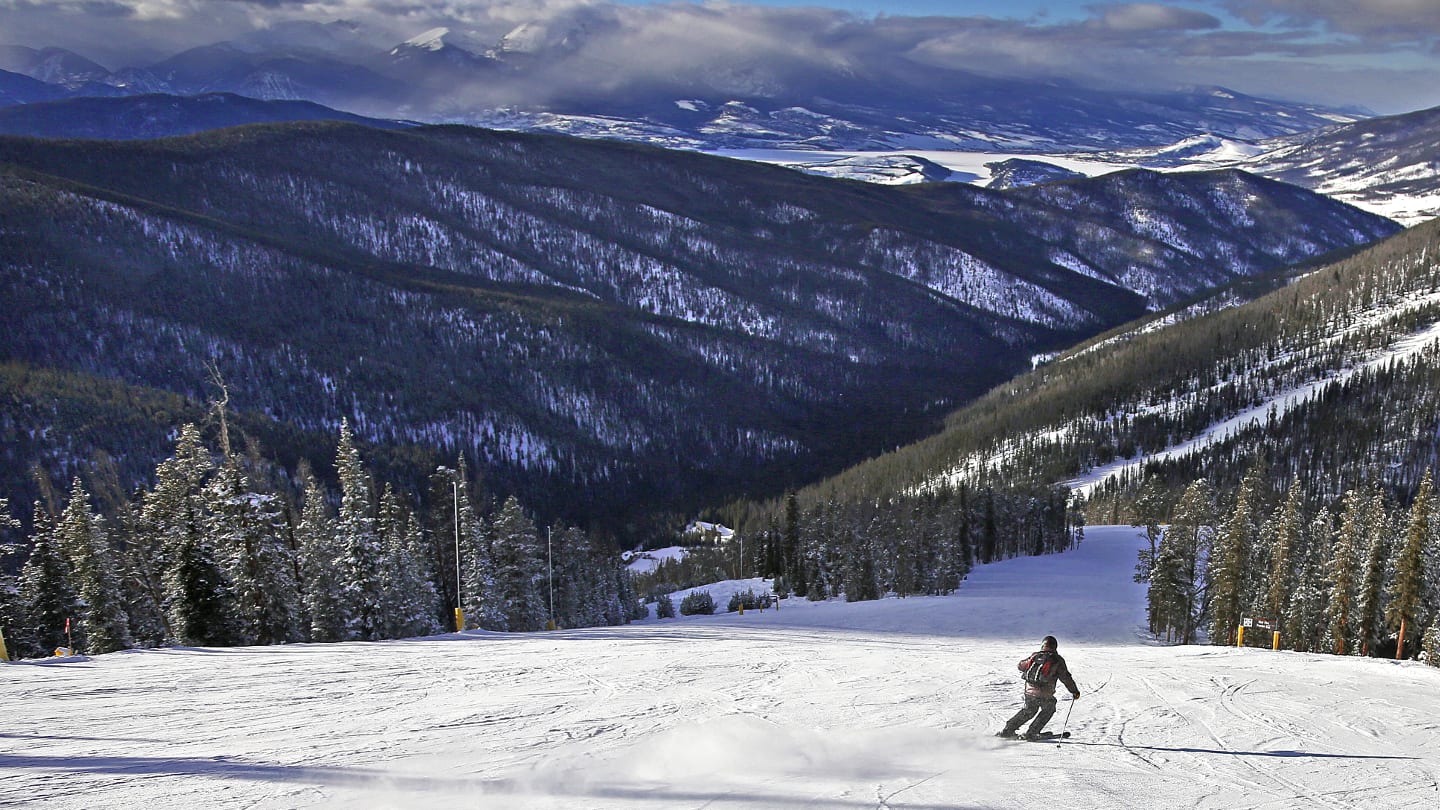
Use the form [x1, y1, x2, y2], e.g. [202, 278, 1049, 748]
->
[4, 526, 1438, 809]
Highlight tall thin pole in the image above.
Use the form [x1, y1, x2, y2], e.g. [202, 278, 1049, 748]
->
[453, 480, 463, 631]
[547, 526, 555, 630]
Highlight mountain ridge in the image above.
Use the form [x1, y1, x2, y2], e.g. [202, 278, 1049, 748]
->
[0, 121, 1397, 535]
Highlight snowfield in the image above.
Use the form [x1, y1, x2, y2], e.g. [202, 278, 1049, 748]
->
[4, 526, 1438, 809]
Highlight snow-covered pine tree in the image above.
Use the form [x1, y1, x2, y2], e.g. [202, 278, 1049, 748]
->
[1325, 488, 1368, 655]
[296, 467, 346, 643]
[400, 506, 443, 637]
[802, 501, 837, 601]
[1263, 486, 1304, 629]
[55, 479, 133, 654]
[490, 495, 548, 632]
[134, 424, 215, 646]
[16, 505, 78, 657]
[953, 485, 974, 581]
[1284, 507, 1333, 652]
[0, 498, 24, 655]
[1423, 620, 1440, 667]
[1159, 478, 1214, 644]
[165, 510, 239, 647]
[1209, 464, 1264, 645]
[1386, 469, 1432, 659]
[981, 492, 998, 565]
[1132, 476, 1166, 587]
[334, 420, 384, 641]
[1353, 484, 1391, 656]
[783, 490, 807, 598]
[1148, 526, 1186, 643]
[377, 485, 441, 639]
[205, 459, 302, 646]
[549, 524, 595, 629]
[449, 476, 495, 631]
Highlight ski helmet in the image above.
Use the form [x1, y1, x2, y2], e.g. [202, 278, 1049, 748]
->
[1041, 635, 1058, 651]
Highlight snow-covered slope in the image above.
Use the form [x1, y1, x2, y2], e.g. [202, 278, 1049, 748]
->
[4, 526, 1436, 808]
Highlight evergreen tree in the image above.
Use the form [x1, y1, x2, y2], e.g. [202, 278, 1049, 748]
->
[55, 479, 133, 655]
[981, 492, 998, 565]
[490, 496, 547, 632]
[164, 513, 238, 647]
[1132, 476, 1166, 586]
[1157, 479, 1214, 644]
[0, 498, 20, 656]
[1423, 620, 1440, 667]
[783, 490, 807, 598]
[455, 471, 504, 631]
[1386, 469, 1431, 659]
[1284, 508, 1333, 653]
[334, 420, 384, 641]
[1208, 465, 1263, 645]
[297, 469, 346, 643]
[17, 506, 78, 657]
[1263, 486, 1304, 627]
[205, 460, 301, 645]
[1325, 488, 1368, 655]
[377, 485, 442, 639]
[134, 424, 215, 645]
[1353, 485, 1390, 656]
[401, 507, 444, 636]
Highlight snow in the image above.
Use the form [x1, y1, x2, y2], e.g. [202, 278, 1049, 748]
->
[710, 148, 1134, 186]
[4, 526, 1438, 808]
[622, 545, 689, 574]
[399, 27, 449, 52]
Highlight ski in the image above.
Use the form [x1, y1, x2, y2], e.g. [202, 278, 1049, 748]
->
[996, 731, 1070, 741]
[1027, 731, 1070, 741]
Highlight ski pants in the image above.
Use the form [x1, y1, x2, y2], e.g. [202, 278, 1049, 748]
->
[1004, 693, 1057, 735]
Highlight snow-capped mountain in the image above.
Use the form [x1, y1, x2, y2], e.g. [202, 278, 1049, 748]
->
[1074, 105, 1440, 226]
[0, 121, 1395, 531]
[0, 45, 109, 89]
[0, 29, 1363, 151]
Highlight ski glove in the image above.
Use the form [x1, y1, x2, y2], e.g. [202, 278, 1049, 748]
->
[1071, 692, 1080, 700]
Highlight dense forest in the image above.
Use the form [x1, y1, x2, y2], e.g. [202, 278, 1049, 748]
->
[0, 420, 643, 660]
[1134, 465, 1439, 665]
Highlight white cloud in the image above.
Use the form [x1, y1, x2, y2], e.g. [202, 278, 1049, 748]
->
[1088, 3, 1222, 32]
[0, 0, 1436, 113]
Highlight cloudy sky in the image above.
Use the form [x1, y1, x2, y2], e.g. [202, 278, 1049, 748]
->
[4, 0, 1440, 114]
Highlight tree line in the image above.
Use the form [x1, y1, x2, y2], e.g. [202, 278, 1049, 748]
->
[719, 485, 1079, 604]
[0, 420, 642, 660]
[1136, 463, 1440, 666]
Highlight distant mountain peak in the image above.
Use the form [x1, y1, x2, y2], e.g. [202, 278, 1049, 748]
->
[399, 27, 451, 53]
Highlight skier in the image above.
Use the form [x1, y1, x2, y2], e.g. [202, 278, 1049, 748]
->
[996, 635, 1080, 740]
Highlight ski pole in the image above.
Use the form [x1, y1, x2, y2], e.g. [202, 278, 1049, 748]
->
[1059, 698, 1075, 740]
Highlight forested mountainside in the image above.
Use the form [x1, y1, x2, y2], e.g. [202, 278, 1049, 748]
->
[759, 217, 1440, 527]
[0, 122, 1397, 537]
[0, 92, 408, 140]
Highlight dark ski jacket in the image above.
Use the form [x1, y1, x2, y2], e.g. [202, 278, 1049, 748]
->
[1018, 650, 1079, 699]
